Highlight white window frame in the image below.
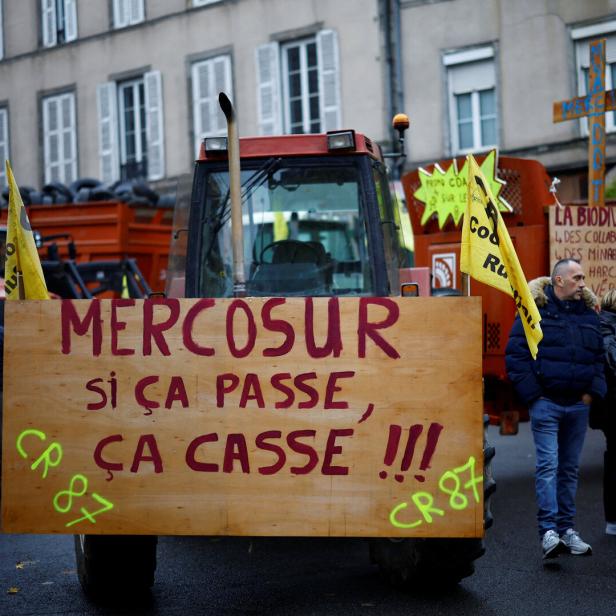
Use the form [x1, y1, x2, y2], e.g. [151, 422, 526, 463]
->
[41, 0, 78, 48]
[118, 78, 146, 172]
[97, 70, 164, 183]
[113, 0, 144, 29]
[256, 29, 340, 136]
[281, 37, 321, 134]
[42, 91, 78, 185]
[191, 54, 233, 156]
[572, 21, 616, 135]
[444, 46, 498, 155]
[0, 107, 9, 189]
[192, 0, 223, 6]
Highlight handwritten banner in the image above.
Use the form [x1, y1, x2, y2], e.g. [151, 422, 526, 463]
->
[549, 205, 616, 298]
[1, 298, 483, 537]
[553, 88, 616, 123]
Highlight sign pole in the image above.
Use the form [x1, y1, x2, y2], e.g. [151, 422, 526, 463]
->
[462, 272, 470, 296]
[552, 37, 609, 207]
[587, 39, 606, 207]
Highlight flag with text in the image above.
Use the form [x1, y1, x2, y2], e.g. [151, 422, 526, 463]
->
[4, 160, 49, 300]
[460, 154, 542, 358]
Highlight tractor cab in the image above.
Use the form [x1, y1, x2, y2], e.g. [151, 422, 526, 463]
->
[167, 131, 411, 299]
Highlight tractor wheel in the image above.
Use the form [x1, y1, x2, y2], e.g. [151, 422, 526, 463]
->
[369, 415, 495, 588]
[74, 534, 157, 600]
[369, 536, 485, 588]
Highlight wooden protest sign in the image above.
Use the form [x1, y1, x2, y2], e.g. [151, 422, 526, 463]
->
[549, 204, 616, 297]
[1, 297, 483, 538]
[553, 38, 608, 207]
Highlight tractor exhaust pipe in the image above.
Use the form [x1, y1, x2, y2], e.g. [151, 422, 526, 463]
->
[219, 92, 246, 297]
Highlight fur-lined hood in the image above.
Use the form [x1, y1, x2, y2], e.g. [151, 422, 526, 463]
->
[528, 276, 598, 310]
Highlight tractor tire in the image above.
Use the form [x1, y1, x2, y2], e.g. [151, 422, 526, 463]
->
[74, 534, 157, 600]
[369, 536, 485, 589]
[369, 415, 495, 589]
[69, 177, 102, 193]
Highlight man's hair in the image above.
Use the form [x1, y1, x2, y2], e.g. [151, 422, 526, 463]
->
[601, 289, 616, 312]
[551, 258, 580, 284]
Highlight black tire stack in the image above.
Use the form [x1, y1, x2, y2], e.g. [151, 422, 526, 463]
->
[1, 178, 174, 208]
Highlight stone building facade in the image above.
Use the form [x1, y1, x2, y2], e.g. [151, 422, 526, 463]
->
[0, 0, 614, 202]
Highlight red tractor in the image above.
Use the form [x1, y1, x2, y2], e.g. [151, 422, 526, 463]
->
[72, 96, 495, 599]
[402, 155, 557, 429]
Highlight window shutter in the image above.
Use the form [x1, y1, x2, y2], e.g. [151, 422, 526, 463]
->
[317, 29, 341, 131]
[213, 56, 233, 134]
[64, 0, 78, 42]
[192, 61, 212, 156]
[255, 42, 281, 135]
[43, 97, 60, 182]
[42, 0, 57, 47]
[96, 82, 119, 184]
[130, 0, 144, 24]
[113, 0, 129, 28]
[144, 70, 165, 181]
[61, 94, 78, 182]
[192, 56, 232, 156]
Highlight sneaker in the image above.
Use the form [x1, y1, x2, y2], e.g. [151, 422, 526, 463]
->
[606, 522, 616, 535]
[561, 529, 592, 555]
[542, 530, 565, 559]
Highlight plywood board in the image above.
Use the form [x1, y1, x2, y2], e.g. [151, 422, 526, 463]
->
[2, 297, 483, 537]
[549, 205, 616, 298]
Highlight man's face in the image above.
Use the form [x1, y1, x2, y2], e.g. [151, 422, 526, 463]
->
[554, 261, 586, 301]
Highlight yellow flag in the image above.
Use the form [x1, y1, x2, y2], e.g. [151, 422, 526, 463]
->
[3, 161, 49, 300]
[121, 274, 130, 298]
[460, 154, 542, 358]
[273, 211, 289, 242]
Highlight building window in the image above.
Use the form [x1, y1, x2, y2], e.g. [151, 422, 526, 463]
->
[41, 0, 78, 48]
[282, 38, 321, 134]
[113, 0, 144, 29]
[42, 92, 77, 185]
[0, 107, 9, 189]
[118, 79, 147, 181]
[97, 71, 165, 183]
[572, 21, 616, 134]
[444, 46, 498, 154]
[255, 30, 341, 136]
[191, 55, 233, 156]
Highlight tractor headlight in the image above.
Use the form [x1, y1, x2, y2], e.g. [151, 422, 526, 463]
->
[204, 137, 228, 152]
[327, 130, 356, 151]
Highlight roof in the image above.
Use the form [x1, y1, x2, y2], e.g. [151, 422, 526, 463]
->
[198, 132, 384, 163]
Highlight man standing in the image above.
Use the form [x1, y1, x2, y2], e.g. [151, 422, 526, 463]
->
[506, 259, 606, 559]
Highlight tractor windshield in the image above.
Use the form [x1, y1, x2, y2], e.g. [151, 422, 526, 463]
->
[197, 159, 375, 297]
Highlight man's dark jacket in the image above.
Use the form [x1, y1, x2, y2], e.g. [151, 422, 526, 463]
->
[505, 277, 606, 406]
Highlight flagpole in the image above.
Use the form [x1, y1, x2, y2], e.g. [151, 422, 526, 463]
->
[17, 273, 25, 300]
[462, 272, 470, 296]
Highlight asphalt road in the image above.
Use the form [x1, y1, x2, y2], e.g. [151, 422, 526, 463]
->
[1, 422, 615, 616]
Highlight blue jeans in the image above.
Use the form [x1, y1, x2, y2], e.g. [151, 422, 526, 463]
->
[530, 397, 589, 537]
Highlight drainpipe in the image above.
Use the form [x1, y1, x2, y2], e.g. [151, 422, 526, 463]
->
[381, 0, 406, 179]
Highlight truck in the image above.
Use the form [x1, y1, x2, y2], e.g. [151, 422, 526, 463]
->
[402, 155, 557, 430]
[66, 95, 495, 600]
[0, 198, 173, 298]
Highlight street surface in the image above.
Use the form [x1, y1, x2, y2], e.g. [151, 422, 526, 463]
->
[1, 422, 615, 616]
